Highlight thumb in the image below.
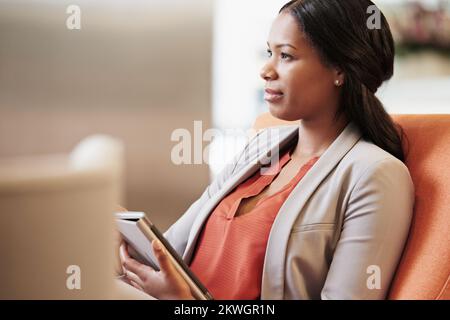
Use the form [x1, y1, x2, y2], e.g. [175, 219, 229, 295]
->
[152, 240, 176, 275]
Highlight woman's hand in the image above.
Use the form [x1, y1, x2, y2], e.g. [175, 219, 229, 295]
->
[113, 229, 125, 276]
[119, 240, 195, 300]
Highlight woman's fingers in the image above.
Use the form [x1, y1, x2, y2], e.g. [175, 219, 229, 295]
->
[152, 240, 178, 276]
[129, 280, 144, 291]
[123, 256, 150, 281]
[119, 243, 130, 274]
[118, 240, 194, 299]
[151, 240, 192, 297]
[119, 242, 131, 259]
[121, 246, 154, 282]
[121, 273, 144, 292]
[124, 270, 145, 288]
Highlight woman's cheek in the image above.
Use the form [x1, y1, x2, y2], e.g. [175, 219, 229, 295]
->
[287, 93, 316, 119]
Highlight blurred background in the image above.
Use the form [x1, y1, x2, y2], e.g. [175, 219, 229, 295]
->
[1, 0, 449, 231]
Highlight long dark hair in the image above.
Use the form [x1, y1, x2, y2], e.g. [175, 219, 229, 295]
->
[280, 0, 406, 162]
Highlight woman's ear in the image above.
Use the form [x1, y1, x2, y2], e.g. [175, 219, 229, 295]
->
[333, 68, 345, 86]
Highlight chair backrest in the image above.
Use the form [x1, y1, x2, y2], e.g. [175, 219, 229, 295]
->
[0, 135, 123, 299]
[387, 115, 449, 300]
[252, 112, 450, 300]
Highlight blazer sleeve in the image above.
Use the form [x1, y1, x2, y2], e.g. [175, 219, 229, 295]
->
[321, 158, 415, 299]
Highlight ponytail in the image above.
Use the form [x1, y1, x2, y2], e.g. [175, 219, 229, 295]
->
[340, 81, 406, 162]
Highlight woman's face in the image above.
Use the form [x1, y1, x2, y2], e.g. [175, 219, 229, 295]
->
[260, 12, 343, 121]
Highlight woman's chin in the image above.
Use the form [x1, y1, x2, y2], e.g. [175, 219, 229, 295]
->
[268, 104, 298, 121]
[268, 103, 284, 116]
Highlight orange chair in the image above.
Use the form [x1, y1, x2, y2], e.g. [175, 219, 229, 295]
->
[252, 113, 450, 300]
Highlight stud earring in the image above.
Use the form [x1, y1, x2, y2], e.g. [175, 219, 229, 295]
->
[334, 80, 340, 86]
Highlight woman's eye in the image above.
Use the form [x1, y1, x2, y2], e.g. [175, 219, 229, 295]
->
[266, 49, 291, 60]
[281, 52, 292, 60]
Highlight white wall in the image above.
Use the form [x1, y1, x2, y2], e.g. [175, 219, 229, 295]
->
[0, 0, 213, 231]
[211, 0, 450, 177]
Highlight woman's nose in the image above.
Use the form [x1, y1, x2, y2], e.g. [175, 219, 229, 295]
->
[260, 62, 278, 81]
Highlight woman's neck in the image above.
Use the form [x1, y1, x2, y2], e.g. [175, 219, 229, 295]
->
[291, 114, 349, 159]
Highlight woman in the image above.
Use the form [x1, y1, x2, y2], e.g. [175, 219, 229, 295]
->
[119, 0, 414, 300]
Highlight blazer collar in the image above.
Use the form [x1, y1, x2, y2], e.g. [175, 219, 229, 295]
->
[182, 125, 300, 261]
[261, 121, 362, 299]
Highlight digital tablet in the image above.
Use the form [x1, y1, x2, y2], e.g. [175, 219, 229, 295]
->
[115, 211, 214, 300]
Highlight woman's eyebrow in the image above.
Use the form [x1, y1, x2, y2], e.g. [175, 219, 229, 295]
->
[267, 42, 297, 50]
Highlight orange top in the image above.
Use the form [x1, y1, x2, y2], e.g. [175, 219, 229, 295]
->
[189, 145, 320, 300]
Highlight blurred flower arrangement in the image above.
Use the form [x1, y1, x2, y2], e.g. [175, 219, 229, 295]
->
[386, 0, 450, 57]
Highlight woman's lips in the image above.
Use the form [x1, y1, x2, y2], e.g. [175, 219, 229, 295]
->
[264, 88, 284, 103]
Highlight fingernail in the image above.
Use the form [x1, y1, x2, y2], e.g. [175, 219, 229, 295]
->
[153, 240, 162, 251]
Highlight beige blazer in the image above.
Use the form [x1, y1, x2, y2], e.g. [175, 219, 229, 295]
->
[160, 121, 415, 300]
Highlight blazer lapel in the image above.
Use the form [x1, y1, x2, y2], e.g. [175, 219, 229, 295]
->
[261, 121, 363, 299]
[182, 125, 299, 262]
